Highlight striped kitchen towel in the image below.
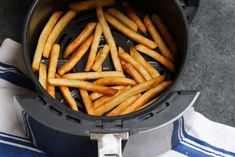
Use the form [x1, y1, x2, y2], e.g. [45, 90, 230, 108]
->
[0, 38, 234, 157]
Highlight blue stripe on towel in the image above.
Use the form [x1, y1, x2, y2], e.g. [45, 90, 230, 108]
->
[0, 133, 32, 148]
[172, 118, 235, 157]
[0, 141, 46, 157]
[0, 62, 24, 75]
[0, 71, 34, 90]
[181, 118, 235, 157]
[0, 132, 28, 141]
[0, 132, 46, 156]
[172, 119, 212, 157]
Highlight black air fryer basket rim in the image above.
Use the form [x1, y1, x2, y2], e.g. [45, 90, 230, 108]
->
[22, 0, 189, 131]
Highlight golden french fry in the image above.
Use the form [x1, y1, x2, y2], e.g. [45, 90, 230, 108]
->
[97, 67, 102, 72]
[108, 94, 141, 116]
[56, 74, 78, 111]
[69, 0, 115, 12]
[93, 75, 165, 115]
[96, 48, 103, 58]
[152, 14, 177, 57]
[58, 35, 94, 76]
[119, 47, 152, 80]
[93, 97, 111, 109]
[144, 15, 174, 62]
[122, 62, 145, 84]
[39, 63, 47, 89]
[135, 97, 159, 111]
[43, 11, 76, 58]
[91, 44, 110, 71]
[94, 48, 103, 72]
[79, 89, 94, 115]
[47, 44, 60, 98]
[135, 44, 175, 72]
[85, 24, 103, 71]
[48, 44, 60, 79]
[64, 23, 96, 58]
[63, 71, 125, 80]
[32, 11, 63, 72]
[130, 47, 160, 78]
[121, 1, 146, 33]
[48, 78, 117, 96]
[47, 85, 56, 98]
[104, 12, 157, 49]
[94, 86, 130, 109]
[96, 7, 123, 72]
[122, 81, 172, 115]
[93, 77, 136, 86]
[90, 86, 124, 101]
[107, 8, 138, 32]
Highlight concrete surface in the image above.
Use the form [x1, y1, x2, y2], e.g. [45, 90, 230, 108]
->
[175, 0, 235, 127]
[0, 0, 234, 127]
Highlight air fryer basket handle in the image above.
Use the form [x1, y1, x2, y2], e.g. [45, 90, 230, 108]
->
[90, 91, 200, 157]
[90, 133, 129, 157]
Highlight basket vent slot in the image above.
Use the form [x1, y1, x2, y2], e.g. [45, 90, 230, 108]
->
[49, 106, 63, 116]
[138, 112, 154, 121]
[35, 96, 47, 105]
[66, 115, 81, 124]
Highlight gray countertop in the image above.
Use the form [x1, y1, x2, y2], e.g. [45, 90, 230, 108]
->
[0, 0, 234, 127]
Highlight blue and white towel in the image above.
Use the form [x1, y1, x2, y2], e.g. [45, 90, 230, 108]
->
[0, 38, 234, 157]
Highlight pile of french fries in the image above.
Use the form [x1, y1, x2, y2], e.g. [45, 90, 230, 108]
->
[32, 0, 177, 116]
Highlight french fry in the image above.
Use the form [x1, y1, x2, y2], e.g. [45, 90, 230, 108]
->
[90, 86, 124, 101]
[130, 47, 160, 78]
[85, 24, 103, 71]
[119, 47, 152, 80]
[108, 94, 141, 116]
[32, 11, 63, 72]
[47, 44, 60, 98]
[104, 12, 157, 49]
[144, 15, 174, 62]
[96, 48, 103, 58]
[48, 44, 60, 79]
[152, 14, 177, 57]
[97, 67, 102, 72]
[107, 8, 138, 32]
[122, 62, 145, 84]
[79, 89, 94, 115]
[93, 75, 165, 115]
[63, 71, 125, 80]
[39, 63, 47, 89]
[93, 77, 136, 86]
[47, 85, 55, 98]
[64, 23, 96, 58]
[91, 44, 110, 71]
[121, 1, 146, 33]
[135, 44, 175, 72]
[94, 86, 130, 109]
[48, 78, 118, 96]
[135, 97, 159, 111]
[69, 0, 115, 12]
[93, 97, 111, 109]
[95, 48, 103, 72]
[43, 11, 76, 58]
[121, 81, 172, 115]
[56, 74, 78, 111]
[96, 7, 123, 72]
[58, 35, 94, 76]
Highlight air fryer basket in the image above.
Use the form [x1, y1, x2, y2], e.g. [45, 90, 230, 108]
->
[16, 0, 200, 156]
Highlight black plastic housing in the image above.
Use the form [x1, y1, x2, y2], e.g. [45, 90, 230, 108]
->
[23, 0, 188, 127]
[20, 0, 192, 156]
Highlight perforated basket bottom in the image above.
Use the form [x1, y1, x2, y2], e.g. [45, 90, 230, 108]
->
[39, 2, 174, 112]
